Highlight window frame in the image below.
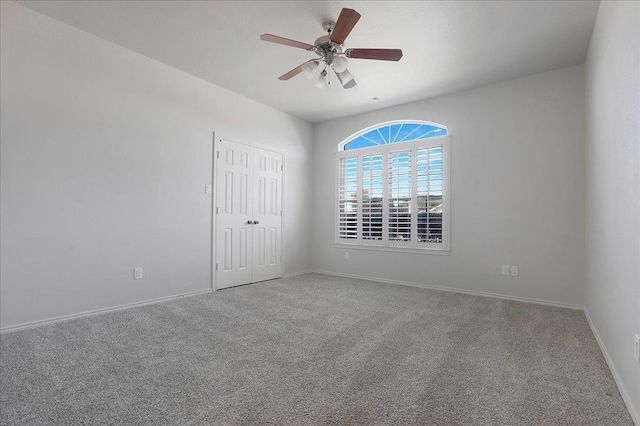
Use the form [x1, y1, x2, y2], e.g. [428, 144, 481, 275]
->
[335, 134, 450, 255]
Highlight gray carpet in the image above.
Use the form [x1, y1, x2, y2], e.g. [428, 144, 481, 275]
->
[0, 273, 633, 425]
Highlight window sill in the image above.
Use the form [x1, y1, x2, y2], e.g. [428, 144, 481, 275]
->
[334, 243, 450, 256]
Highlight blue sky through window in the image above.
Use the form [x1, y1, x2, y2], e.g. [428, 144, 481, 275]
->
[343, 122, 446, 151]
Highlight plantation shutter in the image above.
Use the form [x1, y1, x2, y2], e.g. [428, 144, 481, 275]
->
[335, 126, 449, 253]
[362, 154, 383, 240]
[388, 151, 412, 242]
[338, 157, 358, 239]
[417, 146, 444, 243]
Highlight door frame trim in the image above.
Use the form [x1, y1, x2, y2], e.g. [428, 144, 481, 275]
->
[210, 132, 217, 291]
[212, 135, 285, 291]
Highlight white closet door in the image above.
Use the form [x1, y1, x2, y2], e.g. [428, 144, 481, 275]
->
[252, 147, 282, 283]
[216, 140, 254, 289]
[215, 140, 283, 289]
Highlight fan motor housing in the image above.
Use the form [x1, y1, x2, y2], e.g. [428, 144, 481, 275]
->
[314, 35, 340, 61]
[314, 20, 341, 59]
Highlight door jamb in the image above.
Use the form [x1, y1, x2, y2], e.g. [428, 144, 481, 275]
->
[211, 132, 217, 291]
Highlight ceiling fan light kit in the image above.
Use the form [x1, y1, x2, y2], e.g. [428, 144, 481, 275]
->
[315, 69, 329, 89]
[332, 56, 348, 73]
[260, 8, 403, 90]
[302, 61, 320, 79]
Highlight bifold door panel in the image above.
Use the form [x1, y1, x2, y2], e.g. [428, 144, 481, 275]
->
[216, 140, 282, 289]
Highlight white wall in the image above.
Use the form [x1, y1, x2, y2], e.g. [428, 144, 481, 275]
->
[0, 2, 313, 329]
[312, 65, 586, 307]
[585, 1, 640, 421]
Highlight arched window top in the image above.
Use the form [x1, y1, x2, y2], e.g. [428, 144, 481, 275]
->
[340, 120, 447, 151]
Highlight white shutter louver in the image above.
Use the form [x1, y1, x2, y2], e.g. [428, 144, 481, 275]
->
[338, 157, 358, 239]
[417, 146, 444, 243]
[388, 151, 412, 242]
[362, 155, 383, 240]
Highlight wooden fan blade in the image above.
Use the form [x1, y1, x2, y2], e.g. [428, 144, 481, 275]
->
[330, 8, 361, 45]
[347, 48, 403, 61]
[278, 62, 307, 80]
[260, 34, 314, 50]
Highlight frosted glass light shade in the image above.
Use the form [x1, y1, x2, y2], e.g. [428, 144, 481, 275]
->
[315, 70, 328, 89]
[332, 56, 348, 73]
[302, 62, 319, 79]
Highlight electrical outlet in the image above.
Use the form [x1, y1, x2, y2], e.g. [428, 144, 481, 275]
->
[501, 265, 510, 276]
[634, 334, 639, 363]
[134, 267, 143, 280]
[510, 266, 519, 277]
[205, 184, 212, 194]
[344, 252, 350, 260]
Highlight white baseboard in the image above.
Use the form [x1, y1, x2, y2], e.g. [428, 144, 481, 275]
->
[308, 269, 584, 310]
[283, 270, 310, 278]
[584, 309, 640, 425]
[0, 288, 214, 334]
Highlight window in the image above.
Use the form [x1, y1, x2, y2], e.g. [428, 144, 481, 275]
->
[336, 121, 450, 253]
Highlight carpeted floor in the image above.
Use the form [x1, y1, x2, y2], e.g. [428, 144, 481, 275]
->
[0, 273, 633, 425]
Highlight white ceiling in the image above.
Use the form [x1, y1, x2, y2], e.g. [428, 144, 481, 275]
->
[17, 1, 599, 123]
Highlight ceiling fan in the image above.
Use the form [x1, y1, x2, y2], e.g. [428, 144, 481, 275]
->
[260, 8, 403, 89]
